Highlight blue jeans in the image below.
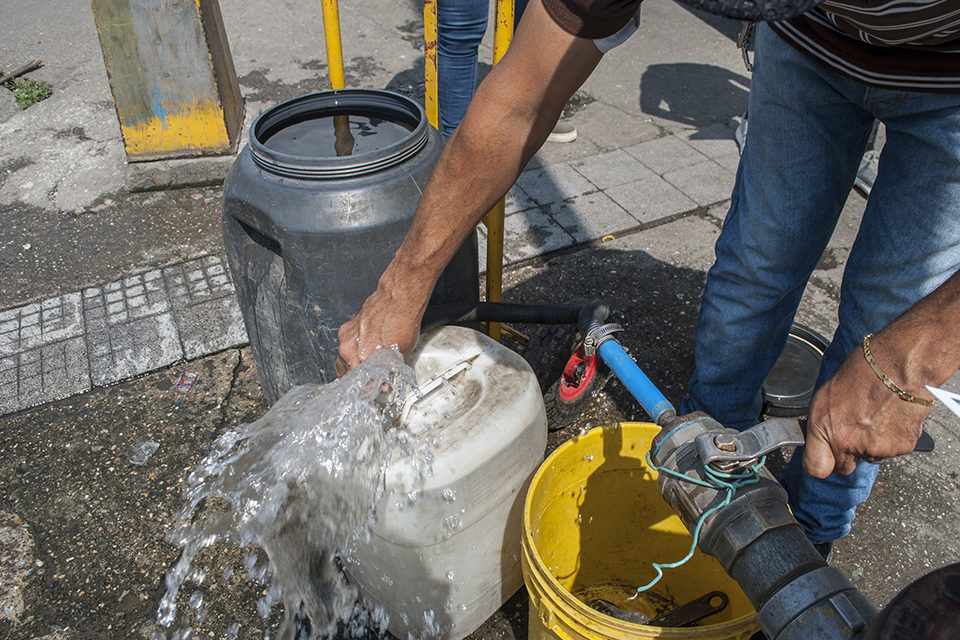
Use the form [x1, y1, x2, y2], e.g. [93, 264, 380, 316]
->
[437, 0, 528, 137]
[680, 24, 960, 543]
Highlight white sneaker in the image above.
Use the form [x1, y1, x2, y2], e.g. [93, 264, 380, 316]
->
[547, 120, 577, 143]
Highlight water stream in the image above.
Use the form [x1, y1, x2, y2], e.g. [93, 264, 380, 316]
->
[156, 349, 428, 639]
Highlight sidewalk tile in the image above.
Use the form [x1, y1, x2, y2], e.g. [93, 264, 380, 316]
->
[0, 325, 16, 356]
[87, 314, 183, 386]
[505, 185, 536, 215]
[574, 102, 660, 151]
[663, 160, 736, 207]
[477, 228, 487, 274]
[611, 215, 722, 272]
[503, 209, 575, 263]
[547, 192, 638, 243]
[0, 358, 16, 413]
[515, 163, 597, 206]
[0, 294, 84, 356]
[0, 337, 90, 414]
[83, 276, 170, 331]
[525, 137, 601, 171]
[571, 149, 656, 191]
[164, 256, 236, 309]
[176, 297, 248, 360]
[623, 135, 708, 175]
[713, 150, 741, 174]
[673, 123, 739, 160]
[605, 176, 699, 224]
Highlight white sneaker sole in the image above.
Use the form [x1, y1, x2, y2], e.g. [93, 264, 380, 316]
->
[547, 128, 577, 143]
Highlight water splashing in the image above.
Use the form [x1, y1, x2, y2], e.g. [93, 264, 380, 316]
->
[157, 349, 420, 639]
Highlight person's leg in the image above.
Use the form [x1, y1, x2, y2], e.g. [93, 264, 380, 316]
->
[437, 0, 489, 137]
[681, 23, 874, 428]
[781, 87, 960, 543]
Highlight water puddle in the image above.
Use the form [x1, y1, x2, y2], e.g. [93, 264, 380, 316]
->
[156, 349, 428, 639]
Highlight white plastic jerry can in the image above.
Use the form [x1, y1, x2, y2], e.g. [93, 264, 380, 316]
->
[344, 325, 548, 639]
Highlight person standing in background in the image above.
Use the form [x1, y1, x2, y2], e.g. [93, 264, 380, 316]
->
[437, 0, 577, 141]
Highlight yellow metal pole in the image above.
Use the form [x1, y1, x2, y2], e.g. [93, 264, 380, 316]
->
[424, 0, 439, 128]
[320, 0, 354, 154]
[320, 0, 346, 90]
[493, 0, 515, 65]
[482, 0, 514, 342]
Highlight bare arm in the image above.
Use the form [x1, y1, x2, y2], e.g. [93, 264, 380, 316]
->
[335, 0, 604, 375]
[803, 270, 960, 477]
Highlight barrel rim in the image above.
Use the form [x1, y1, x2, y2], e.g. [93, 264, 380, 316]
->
[249, 89, 430, 179]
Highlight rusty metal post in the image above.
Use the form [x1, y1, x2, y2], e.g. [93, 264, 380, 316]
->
[424, 0, 439, 128]
[481, 0, 514, 342]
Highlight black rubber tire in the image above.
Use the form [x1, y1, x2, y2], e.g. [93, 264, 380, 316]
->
[543, 358, 606, 431]
[543, 371, 606, 431]
[522, 324, 582, 393]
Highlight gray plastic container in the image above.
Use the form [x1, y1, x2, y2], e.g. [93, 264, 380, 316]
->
[223, 89, 478, 404]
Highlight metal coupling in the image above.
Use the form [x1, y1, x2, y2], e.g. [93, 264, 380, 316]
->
[695, 417, 805, 472]
[582, 322, 623, 356]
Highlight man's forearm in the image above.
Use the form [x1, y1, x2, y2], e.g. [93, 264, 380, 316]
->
[872, 269, 960, 395]
[803, 269, 960, 477]
[381, 77, 552, 306]
[374, 0, 604, 315]
[336, 0, 604, 372]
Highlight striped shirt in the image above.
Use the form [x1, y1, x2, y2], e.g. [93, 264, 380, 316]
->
[771, 0, 960, 91]
[543, 0, 960, 92]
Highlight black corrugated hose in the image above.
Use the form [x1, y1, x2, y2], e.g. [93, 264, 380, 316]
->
[420, 300, 610, 338]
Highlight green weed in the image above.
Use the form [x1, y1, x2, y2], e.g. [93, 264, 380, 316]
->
[0, 74, 52, 110]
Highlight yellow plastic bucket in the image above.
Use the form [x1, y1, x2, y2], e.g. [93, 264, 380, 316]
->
[521, 422, 759, 639]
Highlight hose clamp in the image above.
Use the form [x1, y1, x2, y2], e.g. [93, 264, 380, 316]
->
[583, 323, 623, 357]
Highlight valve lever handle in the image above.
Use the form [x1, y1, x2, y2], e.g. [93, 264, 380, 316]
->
[695, 417, 805, 466]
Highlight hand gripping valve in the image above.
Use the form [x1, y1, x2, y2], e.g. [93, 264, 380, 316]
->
[650, 414, 876, 639]
[579, 312, 876, 639]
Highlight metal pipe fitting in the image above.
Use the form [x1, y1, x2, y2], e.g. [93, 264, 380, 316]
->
[650, 414, 877, 639]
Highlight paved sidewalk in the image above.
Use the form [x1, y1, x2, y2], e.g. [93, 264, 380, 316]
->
[0, 255, 246, 414]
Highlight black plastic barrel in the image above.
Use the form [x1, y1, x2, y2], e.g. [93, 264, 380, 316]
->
[223, 89, 479, 404]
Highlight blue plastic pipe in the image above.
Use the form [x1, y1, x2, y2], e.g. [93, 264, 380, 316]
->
[598, 339, 676, 424]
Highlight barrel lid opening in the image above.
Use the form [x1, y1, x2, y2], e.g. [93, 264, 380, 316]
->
[249, 89, 429, 179]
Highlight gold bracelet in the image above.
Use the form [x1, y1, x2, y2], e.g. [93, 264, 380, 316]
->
[862, 333, 935, 407]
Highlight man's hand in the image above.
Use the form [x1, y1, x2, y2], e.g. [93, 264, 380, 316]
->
[803, 270, 960, 477]
[335, 283, 424, 378]
[802, 333, 933, 478]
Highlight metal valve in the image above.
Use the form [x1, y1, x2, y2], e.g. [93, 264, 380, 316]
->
[694, 417, 806, 470]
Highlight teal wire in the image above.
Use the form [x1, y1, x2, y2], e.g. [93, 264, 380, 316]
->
[628, 452, 767, 598]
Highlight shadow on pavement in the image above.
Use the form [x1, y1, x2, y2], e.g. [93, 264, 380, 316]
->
[640, 63, 749, 133]
[503, 244, 706, 428]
